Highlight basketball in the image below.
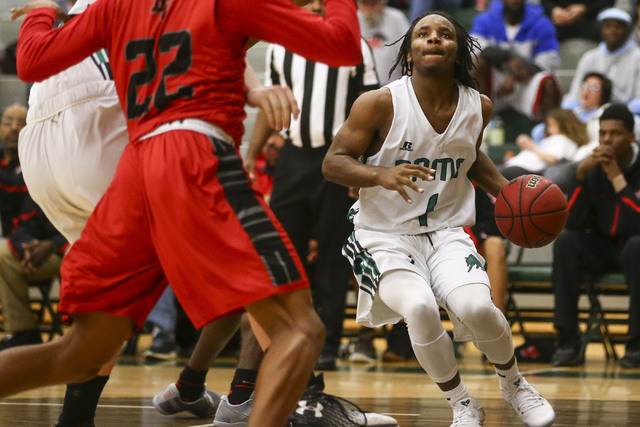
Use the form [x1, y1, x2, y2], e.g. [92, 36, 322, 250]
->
[494, 175, 568, 248]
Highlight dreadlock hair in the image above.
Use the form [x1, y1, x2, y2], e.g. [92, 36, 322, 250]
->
[388, 11, 480, 89]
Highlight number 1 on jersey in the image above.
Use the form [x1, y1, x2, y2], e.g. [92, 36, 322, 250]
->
[418, 193, 439, 226]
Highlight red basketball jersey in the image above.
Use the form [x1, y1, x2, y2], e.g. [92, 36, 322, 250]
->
[17, 0, 362, 146]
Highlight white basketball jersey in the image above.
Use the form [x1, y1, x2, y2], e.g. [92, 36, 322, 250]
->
[352, 76, 483, 234]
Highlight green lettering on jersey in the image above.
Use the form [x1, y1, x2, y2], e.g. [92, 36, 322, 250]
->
[395, 157, 464, 181]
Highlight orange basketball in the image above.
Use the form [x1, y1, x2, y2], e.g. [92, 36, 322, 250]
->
[494, 175, 568, 248]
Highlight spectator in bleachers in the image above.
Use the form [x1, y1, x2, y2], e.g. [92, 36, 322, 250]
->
[541, 1, 614, 42]
[551, 103, 640, 368]
[543, 72, 613, 192]
[531, 71, 611, 145]
[470, 0, 562, 123]
[563, 8, 640, 115]
[500, 108, 589, 179]
[0, 197, 69, 350]
[357, 0, 410, 86]
[0, 104, 29, 236]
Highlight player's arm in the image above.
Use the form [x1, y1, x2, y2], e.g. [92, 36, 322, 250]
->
[12, 0, 106, 82]
[323, 89, 434, 204]
[468, 94, 509, 198]
[11, 0, 68, 22]
[218, 0, 362, 67]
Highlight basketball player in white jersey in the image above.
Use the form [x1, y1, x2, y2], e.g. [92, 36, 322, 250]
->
[16, 1, 300, 424]
[323, 12, 556, 427]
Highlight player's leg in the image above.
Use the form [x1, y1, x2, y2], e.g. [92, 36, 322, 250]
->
[0, 311, 133, 398]
[213, 314, 265, 425]
[245, 288, 325, 427]
[377, 269, 485, 425]
[480, 237, 508, 313]
[153, 315, 241, 417]
[142, 131, 321, 426]
[224, 314, 263, 403]
[55, 353, 117, 427]
[447, 283, 555, 427]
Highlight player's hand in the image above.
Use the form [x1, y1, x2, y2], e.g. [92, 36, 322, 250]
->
[11, 0, 69, 22]
[246, 85, 299, 131]
[243, 156, 257, 183]
[376, 164, 434, 204]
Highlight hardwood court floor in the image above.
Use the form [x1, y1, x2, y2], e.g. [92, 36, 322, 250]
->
[1, 339, 639, 426]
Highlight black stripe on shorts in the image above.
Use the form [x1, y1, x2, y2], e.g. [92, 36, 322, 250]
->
[209, 137, 302, 286]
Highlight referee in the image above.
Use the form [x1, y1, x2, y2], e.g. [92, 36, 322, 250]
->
[246, 0, 379, 371]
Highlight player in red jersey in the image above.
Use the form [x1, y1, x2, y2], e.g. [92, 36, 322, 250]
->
[4, 0, 362, 425]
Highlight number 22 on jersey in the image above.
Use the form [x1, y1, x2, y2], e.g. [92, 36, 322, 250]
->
[125, 30, 194, 120]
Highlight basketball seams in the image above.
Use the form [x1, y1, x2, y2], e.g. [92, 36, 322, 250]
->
[494, 208, 567, 218]
[496, 191, 515, 236]
[494, 174, 568, 248]
[517, 177, 532, 247]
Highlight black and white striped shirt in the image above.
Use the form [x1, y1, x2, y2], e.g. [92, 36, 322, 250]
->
[264, 39, 379, 149]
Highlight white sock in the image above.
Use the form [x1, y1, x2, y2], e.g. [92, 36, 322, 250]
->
[443, 380, 470, 407]
[494, 360, 521, 390]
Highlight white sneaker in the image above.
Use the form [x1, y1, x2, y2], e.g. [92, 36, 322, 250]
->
[450, 396, 485, 426]
[213, 394, 253, 427]
[153, 383, 220, 417]
[502, 377, 555, 427]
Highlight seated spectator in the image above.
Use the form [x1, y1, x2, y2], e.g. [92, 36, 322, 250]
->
[541, 1, 614, 43]
[501, 108, 589, 179]
[551, 103, 640, 368]
[470, 0, 562, 123]
[0, 197, 69, 350]
[0, 104, 29, 237]
[357, 0, 410, 86]
[567, 72, 612, 142]
[563, 8, 640, 115]
[543, 72, 613, 191]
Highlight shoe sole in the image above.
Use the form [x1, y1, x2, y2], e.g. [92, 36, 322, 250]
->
[349, 353, 376, 363]
[213, 421, 248, 427]
[143, 351, 177, 361]
[524, 417, 555, 427]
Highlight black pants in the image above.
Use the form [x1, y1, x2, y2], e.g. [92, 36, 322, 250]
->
[552, 230, 640, 339]
[269, 144, 353, 358]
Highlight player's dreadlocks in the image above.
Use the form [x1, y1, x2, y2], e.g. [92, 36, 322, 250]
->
[389, 11, 480, 89]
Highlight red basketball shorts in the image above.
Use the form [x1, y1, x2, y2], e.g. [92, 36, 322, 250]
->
[57, 130, 309, 329]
